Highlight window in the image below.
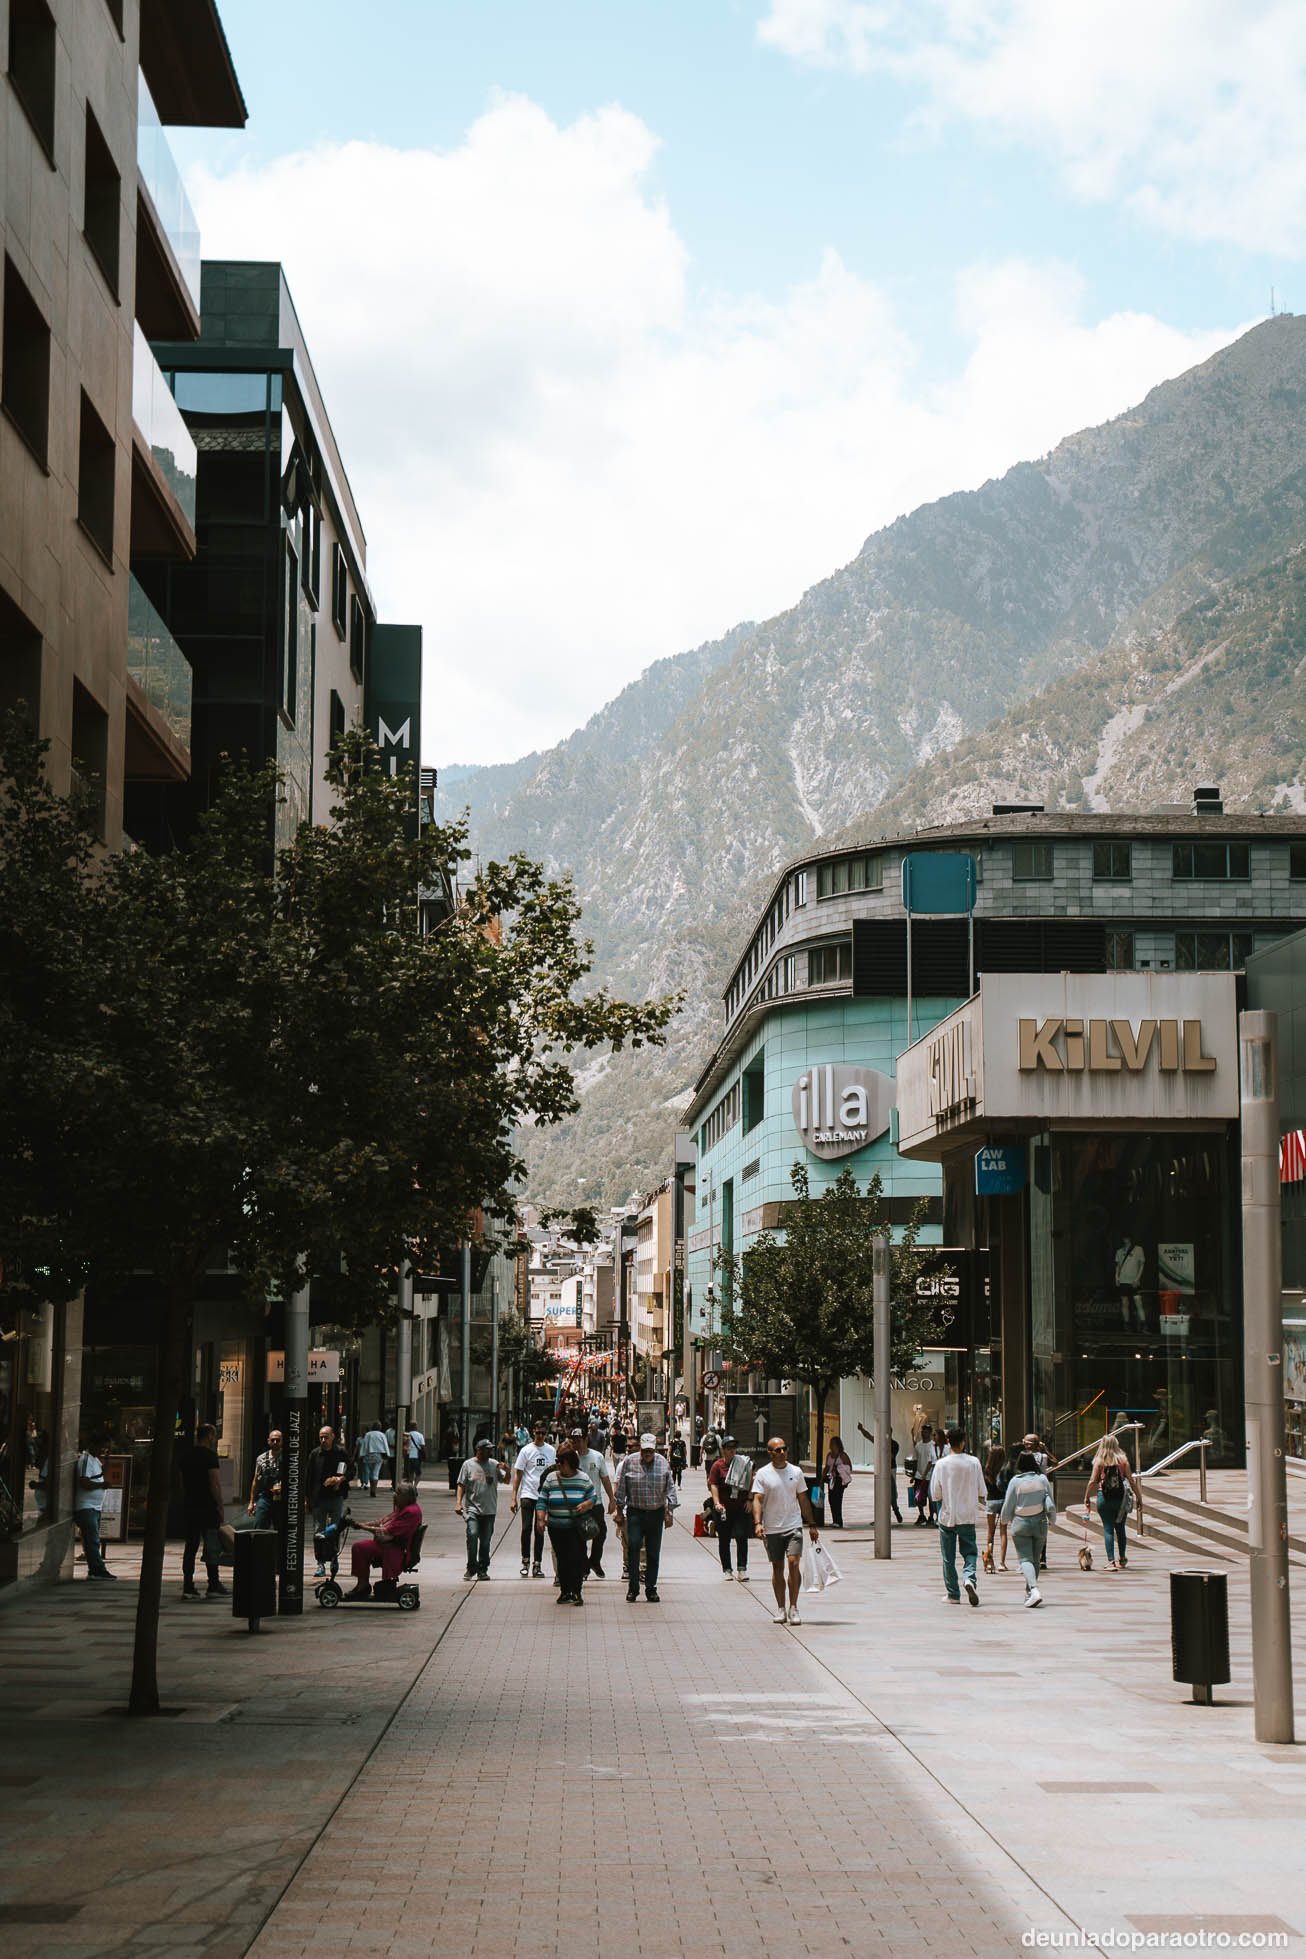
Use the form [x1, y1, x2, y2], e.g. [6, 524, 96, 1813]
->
[1012, 841, 1054, 881]
[102, 0, 124, 34]
[7, 0, 56, 163]
[1172, 840, 1250, 879]
[329, 687, 345, 749]
[794, 871, 808, 906]
[282, 541, 298, 723]
[741, 1051, 765, 1134]
[2, 255, 51, 465]
[83, 106, 120, 296]
[1092, 841, 1132, 880]
[1290, 844, 1306, 881]
[1174, 930, 1256, 971]
[77, 390, 116, 562]
[0, 584, 41, 723]
[808, 941, 852, 985]
[1104, 930, 1134, 971]
[330, 541, 347, 637]
[349, 592, 365, 683]
[816, 852, 884, 899]
[303, 501, 320, 602]
[782, 955, 797, 992]
[70, 680, 108, 839]
[700, 1081, 741, 1154]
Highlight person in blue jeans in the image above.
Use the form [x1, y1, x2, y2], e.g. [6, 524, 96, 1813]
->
[456, 1437, 506, 1580]
[929, 1426, 987, 1606]
[1000, 1451, 1058, 1606]
[73, 1436, 116, 1581]
[1083, 1437, 1140, 1571]
[613, 1434, 679, 1602]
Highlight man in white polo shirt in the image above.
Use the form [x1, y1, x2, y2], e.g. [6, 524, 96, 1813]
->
[509, 1421, 556, 1578]
[751, 1437, 820, 1626]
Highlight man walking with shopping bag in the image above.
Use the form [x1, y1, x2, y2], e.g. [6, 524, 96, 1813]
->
[930, 1426, 986, 1606]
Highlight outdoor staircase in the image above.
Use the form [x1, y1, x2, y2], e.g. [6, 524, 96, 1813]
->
[1050, 1464, 1306, 1573]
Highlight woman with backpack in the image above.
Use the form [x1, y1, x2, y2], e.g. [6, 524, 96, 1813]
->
[1084, 1436, 1141, 1570]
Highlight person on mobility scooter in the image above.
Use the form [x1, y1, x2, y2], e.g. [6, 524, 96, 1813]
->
[342, 1483, 423, 1601]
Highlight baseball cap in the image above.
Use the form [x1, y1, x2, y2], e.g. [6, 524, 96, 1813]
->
[474, 1436, 493, 1452]
[569, 1428, 585, 1439]
[639, 1432, 656, 1448]
[720, 1434, 736, 1446]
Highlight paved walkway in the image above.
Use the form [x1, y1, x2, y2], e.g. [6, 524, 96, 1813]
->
[1, 1469, 1305, 1958]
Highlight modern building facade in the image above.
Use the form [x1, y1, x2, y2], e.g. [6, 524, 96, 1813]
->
[0, 0, 244, 1584]
[683, 801, 1306, 1465]
[1245, 927, 1306, 1455]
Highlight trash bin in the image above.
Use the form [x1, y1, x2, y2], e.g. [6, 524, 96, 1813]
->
[232, 1529, 278, 1631]
[1170, 1569, 1229, 1704]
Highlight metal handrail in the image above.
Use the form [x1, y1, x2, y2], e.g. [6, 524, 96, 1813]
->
[1140, 1436, 1208, 1504]
[1047, 1422, 1142, 1476]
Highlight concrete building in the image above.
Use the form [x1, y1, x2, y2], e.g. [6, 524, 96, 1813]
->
[0, 0, 244, 1584]
[1245, 927, 1306, 1456]
[633, 1180, 673, 1400]
[683, 800, 1306, 1467]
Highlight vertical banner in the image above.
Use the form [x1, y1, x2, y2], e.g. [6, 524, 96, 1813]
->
[279, 1283, 310, 1615]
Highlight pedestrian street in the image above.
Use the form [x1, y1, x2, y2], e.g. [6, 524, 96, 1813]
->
[3, 1470, 1306, 1959]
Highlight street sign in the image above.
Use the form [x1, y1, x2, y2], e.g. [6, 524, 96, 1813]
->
[975, 1143, 1026, 1195]
[702, 1370, 720, 1389]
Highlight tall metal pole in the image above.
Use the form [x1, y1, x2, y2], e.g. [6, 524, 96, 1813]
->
[393, 1261, 413, 1493]
[460, 1241, 472, 1446]
[1240, 1009, 1294, 1744]
[279, 1279, 310, 1614]
[490, 1270, 501, 1442]
[874, 1233, 892, 1560]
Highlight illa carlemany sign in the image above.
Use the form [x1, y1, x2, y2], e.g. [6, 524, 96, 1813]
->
[792, 1063, 894, 1160]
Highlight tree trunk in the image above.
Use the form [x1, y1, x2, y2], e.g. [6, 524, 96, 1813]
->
[128, 1285, 190, 1716]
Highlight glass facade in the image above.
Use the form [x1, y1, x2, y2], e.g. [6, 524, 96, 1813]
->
[1028, 1131, 1240, 1465]
[133, 325, 197, 526]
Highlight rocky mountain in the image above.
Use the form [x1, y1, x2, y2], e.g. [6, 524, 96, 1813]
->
[446, 315, 1306, 1210]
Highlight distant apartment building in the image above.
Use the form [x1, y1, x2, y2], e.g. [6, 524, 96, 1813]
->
[0, 0, 245, 1582]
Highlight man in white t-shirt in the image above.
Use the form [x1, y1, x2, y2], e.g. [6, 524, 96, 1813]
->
[751, 1437, 820, 1626]
[929, 1426, 987, 1606]
[510, 1422, 557, 1578]
[73, 1434, 116, 1582]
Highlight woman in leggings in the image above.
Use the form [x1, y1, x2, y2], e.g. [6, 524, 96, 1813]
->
[999, 1450, 1056, 1607]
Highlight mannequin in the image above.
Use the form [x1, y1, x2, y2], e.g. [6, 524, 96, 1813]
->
[1115, 1235, 1145, 1328]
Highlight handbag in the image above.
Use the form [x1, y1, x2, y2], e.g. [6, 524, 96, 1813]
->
[557, 1473, 603, 1542]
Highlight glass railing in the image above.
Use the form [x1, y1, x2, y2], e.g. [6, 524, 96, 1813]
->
[132, 323, 197, 529]
[128, 576, 192, 752]
[136, 71, 201, 311]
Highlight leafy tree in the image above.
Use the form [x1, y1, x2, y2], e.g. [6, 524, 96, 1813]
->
[713, 1161, 938, 1460]
[0, 719, 672, 1711]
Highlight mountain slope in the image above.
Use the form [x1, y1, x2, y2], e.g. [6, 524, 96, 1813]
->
[447, 315, 1306, 1209]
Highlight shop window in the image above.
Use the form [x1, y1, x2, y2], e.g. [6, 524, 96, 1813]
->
[1172, 840, 1250, 879]
[2, 254, 51, 465]
[7, 0, 56, 163]
[1104, 930, 1135, 971]
[1012, 840, 1053, 881]
[1173, 930, 1255, 971]
[1290, 844, 1306, 881]
[77, 389, 116, 563]
[809, 941, 852, 984]
[742, 1051, 765, 1134]
[330, 541, 347, 637]
[83, 105, 121, 297]
[1092, 841, 1132, 880]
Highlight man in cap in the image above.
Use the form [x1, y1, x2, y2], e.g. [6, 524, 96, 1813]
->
[570, 1427, 615, 1582]
[456, 1436, 507, 1581]
[612, 1432, 678, 1603]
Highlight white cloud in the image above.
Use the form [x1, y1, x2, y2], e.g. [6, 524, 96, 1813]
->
[758, 0, 1306, 255]
[189, 95, 1240, 765]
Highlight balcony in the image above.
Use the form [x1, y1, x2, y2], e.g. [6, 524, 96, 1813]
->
[136, 73, 201, 338]
[130, 323, 197, 558]
[124, 576, 192, 782]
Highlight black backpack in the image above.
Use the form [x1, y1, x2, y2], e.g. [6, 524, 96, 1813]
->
[1101, 1461, 1125, 1508]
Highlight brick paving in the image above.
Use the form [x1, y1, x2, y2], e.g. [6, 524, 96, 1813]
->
[2, 1470, 1305, 1958]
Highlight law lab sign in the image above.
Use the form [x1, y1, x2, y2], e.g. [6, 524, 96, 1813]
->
[975, 1143, 1025, 1195]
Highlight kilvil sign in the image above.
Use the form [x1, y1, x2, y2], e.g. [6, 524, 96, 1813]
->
[791, 1063, 894, 1161]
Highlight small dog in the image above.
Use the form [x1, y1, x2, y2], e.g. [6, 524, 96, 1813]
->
[1077, 1522, 1094, 1571]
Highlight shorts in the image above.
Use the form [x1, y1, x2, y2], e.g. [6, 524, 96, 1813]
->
[985, 1498, 1002, 1515]
[765, 1529, 805, 1566]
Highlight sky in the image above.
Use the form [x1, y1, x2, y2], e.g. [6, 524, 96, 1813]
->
[172, 1, 1306, 767]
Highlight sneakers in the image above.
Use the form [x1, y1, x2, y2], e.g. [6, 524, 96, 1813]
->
[722, 1570, 735, 1581]
[737, 1571, 750, 1582]
[205, 1582, 229, 1598]
[964, 1576, 979, 1607]
[477, 1571, 491, 1581]
[1025, 1587, 1043, 1608]
[314, 1565, 326, 1578]
[787, 1603, 802, 1625]
[87, 1571, 118, 1581]
[181, 1587, 203, 1601]
[773, 1606, 788, 1624]
[464, 1570, 477, 1582]
[531, 1565, 545, 1578]
[646, 1591, 660, 1603]
[591, 1562, 605, 1579]
[520, 1562, 529, 1578]
[626, 1590, 639, 1603]
[941, 1594, 961, 1604]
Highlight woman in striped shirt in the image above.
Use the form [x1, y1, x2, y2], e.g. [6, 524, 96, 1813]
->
[534, 1447, 597, 1605]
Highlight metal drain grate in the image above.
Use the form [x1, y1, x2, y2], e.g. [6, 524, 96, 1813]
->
[0, 1904, 84, 1924]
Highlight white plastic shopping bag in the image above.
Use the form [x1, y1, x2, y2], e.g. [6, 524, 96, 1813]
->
[810, 1539, 842, 1588]
[800, 1537, 824, 1592]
